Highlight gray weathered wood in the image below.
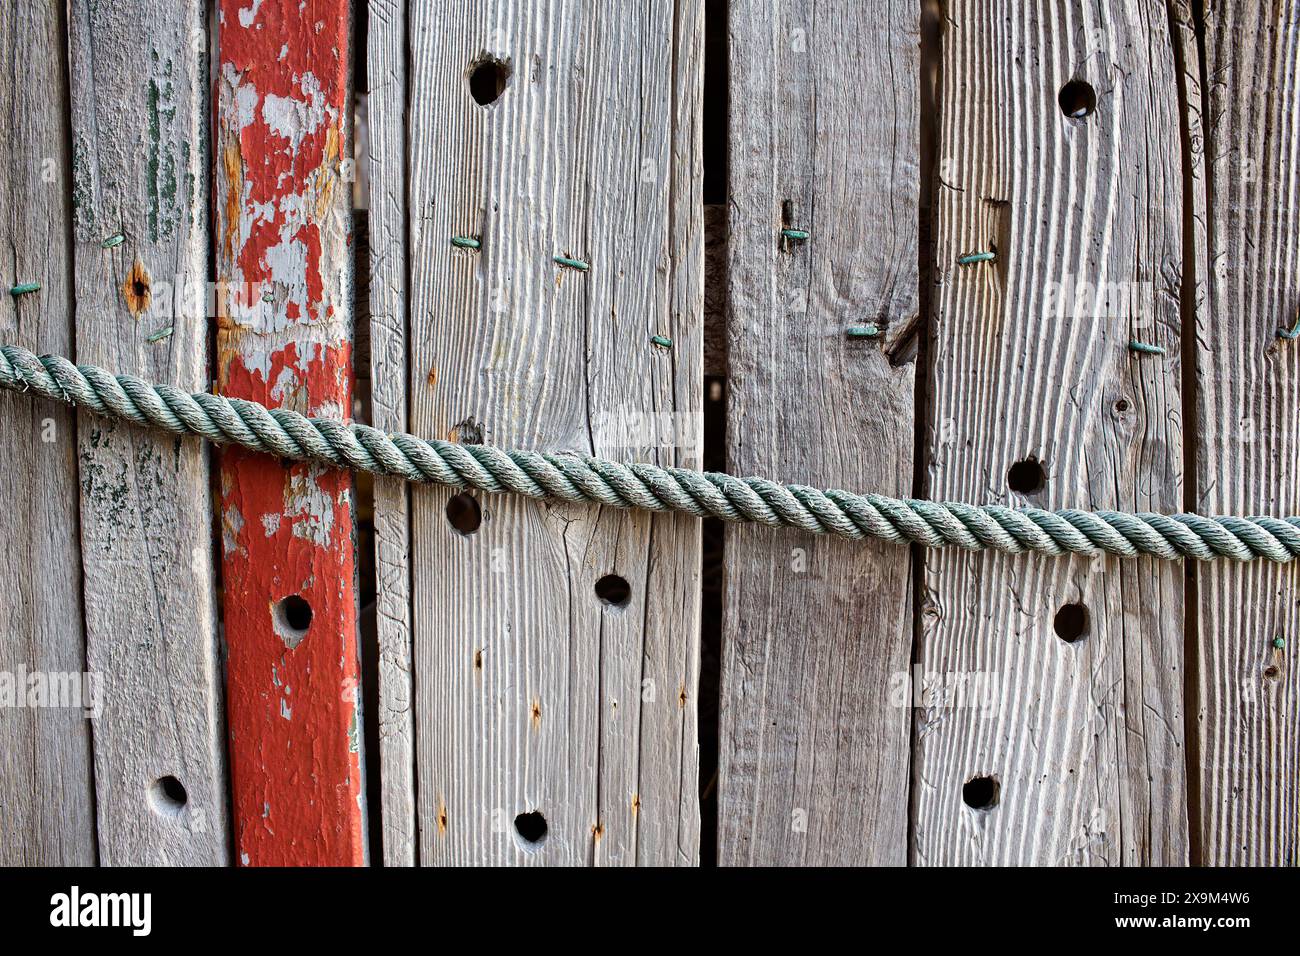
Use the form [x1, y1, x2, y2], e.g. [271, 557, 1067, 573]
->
[396, 0, 703, 865]
[367, 0, 417, 867]
[67, 0, 229, 865]
[1194, 1, 1299, 866]
[718, 0, 919, 866]
[0, 0, 96, 867]
[914, 0, 1187, 865]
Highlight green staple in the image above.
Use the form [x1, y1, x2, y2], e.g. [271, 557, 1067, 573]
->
[1128, 340, 1165, 355]
[1278, 312, 1300, 340]
[146, 326, 174, 344]
[6, 339, 1300, 564]
[957, 251, 996, 265]
[650, 335, 672, 349]
[101, 233, 125, 249]
[450, 236, 481, 249]
[553, 254, 589, 271]
[9, 283, 40, 296]
[846, 324, 880, 338]
[781, 228, 810, 241]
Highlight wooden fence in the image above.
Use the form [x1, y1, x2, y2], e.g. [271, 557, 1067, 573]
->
[0, 0, 1295, 867]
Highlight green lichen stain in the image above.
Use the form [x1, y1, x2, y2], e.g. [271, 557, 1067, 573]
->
[71, 138, 95, 239]
[79, 419, 186, 543]
[184, 140, 195, 214]
[87, 424, 110, 450]
[146, 51, 179, 243]
[79, 425, 131, 536]
[132, 441, 177, 551]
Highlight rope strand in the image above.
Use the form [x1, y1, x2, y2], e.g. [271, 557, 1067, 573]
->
[3, 342, 1298, 563]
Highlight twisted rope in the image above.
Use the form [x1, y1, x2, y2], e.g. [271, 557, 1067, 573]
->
[3, 342, 1299, 563]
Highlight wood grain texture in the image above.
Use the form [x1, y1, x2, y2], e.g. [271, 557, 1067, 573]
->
[1194, 1, 1299, 866]
[366, 0, 417, 866]
[216, 0, 366, 867]
[914, 0, 1187, 865]
[718, 0, 919, 866]
[66, 0, 228, 866]
[0, 0, 95, 867]
[400, 0, 703, 865]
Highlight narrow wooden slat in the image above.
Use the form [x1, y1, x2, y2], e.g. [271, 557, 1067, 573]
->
[0, 0, 95, 867]
[915, 0, 1187, 865]
[67, 0, 228, 865]
[366, 0, 417, 866]
[216, 0, 365, 866]
[400, 0, 703, 866]
[1195, 3, 1300, 866]
[718, 0, 919, 866]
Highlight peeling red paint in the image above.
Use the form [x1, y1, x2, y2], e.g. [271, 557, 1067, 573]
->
[216, 0, 363, 867]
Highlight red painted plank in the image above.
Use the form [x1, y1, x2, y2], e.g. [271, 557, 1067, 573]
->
[214, 0, 364, 866]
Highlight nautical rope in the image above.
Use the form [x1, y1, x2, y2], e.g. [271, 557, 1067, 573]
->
[3, 342, 1299, 564]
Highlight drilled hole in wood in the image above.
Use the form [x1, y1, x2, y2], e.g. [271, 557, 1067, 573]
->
[513, 810, 548, 850]
[446, 492, 482, 535]
[962, 775, 999, 811]
[468, 56, 510, 106]
[1007, 457, 1046, 495]
[275, 594, 313, 636]
[1054, 602, 1089, 643]
[1059, 79, 1096, 119]
[1114, 398, 1130, 413]
[595, 574, 631, 608]
[149, 775, 187, 816]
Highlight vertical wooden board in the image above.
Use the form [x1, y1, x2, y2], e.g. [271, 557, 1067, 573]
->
[404, 0, 703, 866]
[718, 0, 919, 866]
[216, 0, 365, 866]
[366, 0, 417, 866]
[66, 0, 228, 866]
[0, 0, 95, 867]
[1195, 3, 1300, 866]
[915, 1, 1187, 865]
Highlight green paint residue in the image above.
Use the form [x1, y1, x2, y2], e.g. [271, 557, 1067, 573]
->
[146, 53, 179, 243]
[71, 138, 95, 239]
[184, 140, 195, 214]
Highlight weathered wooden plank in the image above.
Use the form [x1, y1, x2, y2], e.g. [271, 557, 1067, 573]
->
[0, 0, 96, 867]
[215, 0, 366, 866]
[66, 0, 228, 865]
[1195, 1, 1300, 866]
[718, 0, 919, 866]
[399, 0, 703, 865]
[914, 0, 1187, 865]
[366, 0, 417, 866]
